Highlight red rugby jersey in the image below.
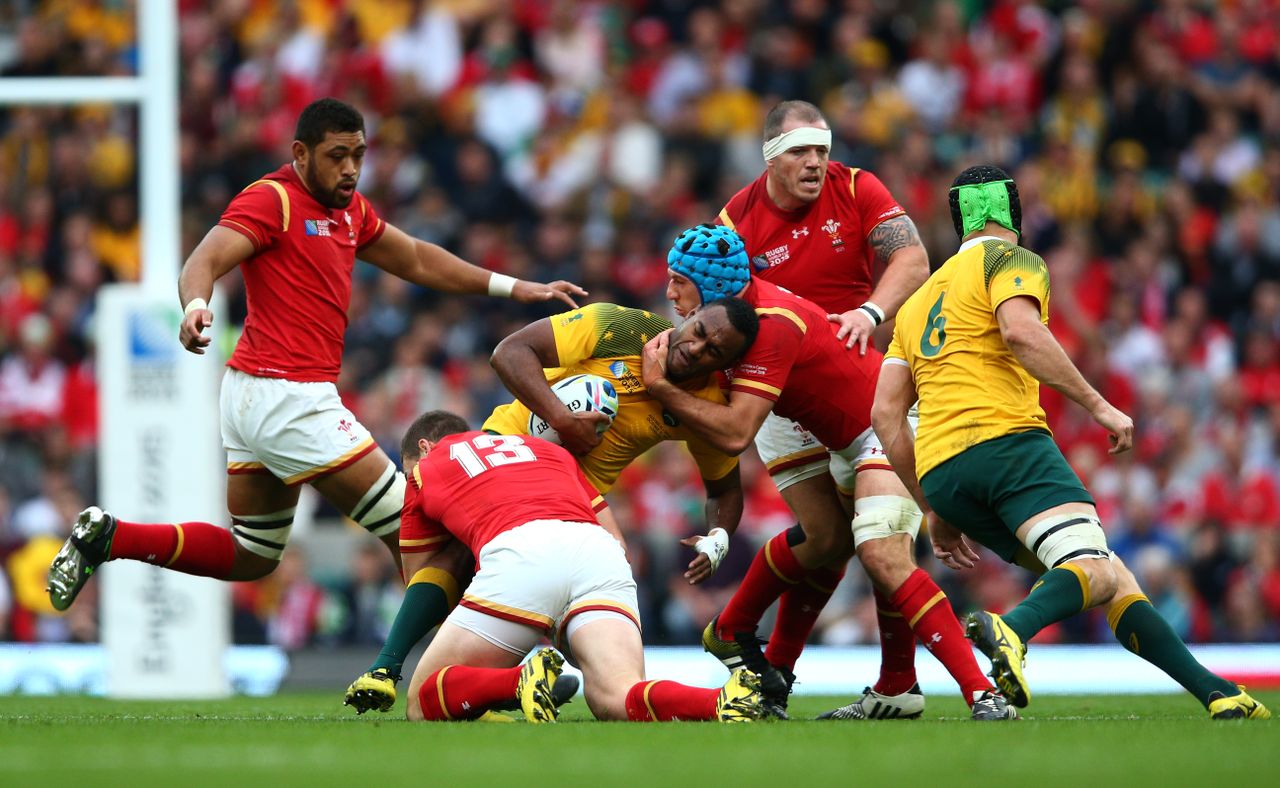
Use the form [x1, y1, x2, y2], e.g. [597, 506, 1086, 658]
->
[400, 431, 604, 564]
[217, 164, 386, 382]
[727, 279, 881, 450]
[718, 161, 904, 314]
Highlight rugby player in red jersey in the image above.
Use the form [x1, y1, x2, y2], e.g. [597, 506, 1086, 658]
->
[642, 225, 1014, 722]
[710, 100, 949, 721]
[48, 98, 585, 613]
[395, 410, 763, 723]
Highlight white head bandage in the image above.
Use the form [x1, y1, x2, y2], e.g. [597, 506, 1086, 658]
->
[762, 126, 833, 161]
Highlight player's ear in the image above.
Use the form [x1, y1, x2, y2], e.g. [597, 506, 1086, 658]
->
[291, 139, 310, 166]
[418, 437, 434, 457]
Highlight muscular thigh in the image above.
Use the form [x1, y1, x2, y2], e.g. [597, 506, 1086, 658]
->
[311, 446, 396, 513]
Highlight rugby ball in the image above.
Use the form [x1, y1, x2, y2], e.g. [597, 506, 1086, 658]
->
[528, 374, 620, 444]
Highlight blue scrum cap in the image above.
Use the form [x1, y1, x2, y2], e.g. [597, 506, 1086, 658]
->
[667, 224, 751, 306]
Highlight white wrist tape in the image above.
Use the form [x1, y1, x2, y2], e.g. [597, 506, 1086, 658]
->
[695, 527, 730, 573]
[183, 297, 208, 316]
[858, 301, 885, 326]
[488, 273, 517, 298]
[762, 126, 832, 161]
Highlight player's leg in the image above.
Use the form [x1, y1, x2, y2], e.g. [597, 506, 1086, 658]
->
[46, 464, 298, 610]
[1106, 554, 1269, 719]
[310, 447, 405, 570]
[854, 465, 996, 712]
[345, 539, 472, 714]
[404, 617, 531, 722]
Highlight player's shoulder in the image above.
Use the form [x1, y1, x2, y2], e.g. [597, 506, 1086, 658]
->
[579, 303, 672, 355]
[719, 171, 768, 230]
[979, 241, 1047, 288]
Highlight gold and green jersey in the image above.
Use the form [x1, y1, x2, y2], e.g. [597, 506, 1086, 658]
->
[483, 303, 738, 494]
[886, 237, 1052, 479]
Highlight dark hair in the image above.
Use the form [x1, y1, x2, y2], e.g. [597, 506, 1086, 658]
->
[400, 410, 470, 462]
[703, 296, 760, 358]
[948, 164, 1022, 237]
[295, 98, 365, 148]
[763, 100, 826, 141]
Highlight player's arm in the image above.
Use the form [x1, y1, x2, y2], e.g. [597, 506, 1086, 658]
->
[872, 360, 980, 572]
[359, 223, 586, 308]
[177, 226, 255, 354]
[870, 360, 926, 511]
[490, 317, 607, 456]
[680, 465, 743, 584]
[996, 296, 1133, 454]
[640, 331, 775, 456]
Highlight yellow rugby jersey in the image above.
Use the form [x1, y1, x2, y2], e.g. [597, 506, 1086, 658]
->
[886, 237, 1052, 479]
[483, 303, 738, 494]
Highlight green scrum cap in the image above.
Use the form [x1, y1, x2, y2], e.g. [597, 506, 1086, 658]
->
[948, 165, 1021, 238]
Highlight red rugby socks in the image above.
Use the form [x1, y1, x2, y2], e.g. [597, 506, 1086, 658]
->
[872, 586, 919, 696]
[108, 520, 237, 578]
[764, 565, 845, 672]
[891, 569, 991, 704]
[417, 665, 522, 721]
[716, 530, 804, 637]
[625, 680, 719, 721]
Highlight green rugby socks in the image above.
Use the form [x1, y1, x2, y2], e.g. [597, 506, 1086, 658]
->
[1001, 565, 1089, 642]
[1108, 595, 1236, 708]
[370, 568, 459, 676]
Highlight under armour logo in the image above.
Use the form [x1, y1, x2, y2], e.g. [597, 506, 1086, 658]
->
[792, 227, 809, 238]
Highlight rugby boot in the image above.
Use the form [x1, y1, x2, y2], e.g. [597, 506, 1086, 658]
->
[1208, 687, 1271, 720]
[816, 683, 926, 720]
[48, 506, 117, 612]
[518, 648, 564, 723]
[715, 668, 766, 722]
[965, 611, 1030, 708]
[702, 616, 791, 719]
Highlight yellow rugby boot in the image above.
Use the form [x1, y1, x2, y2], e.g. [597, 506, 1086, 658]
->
[518, 648, 564, 723]
[965, 611, 1030, 708]
[1208, 687, 1271, 720]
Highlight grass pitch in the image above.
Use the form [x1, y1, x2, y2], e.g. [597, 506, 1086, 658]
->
[1, 691, 1274, 787]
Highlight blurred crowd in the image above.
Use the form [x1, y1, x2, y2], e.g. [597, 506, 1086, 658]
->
[1, 0, 1279, 652]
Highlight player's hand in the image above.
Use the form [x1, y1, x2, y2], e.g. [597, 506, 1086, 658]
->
[511, 279, 588, 309]
[680, 528, 729, 584]
[551, 411, 610, 456]
[179, 307, 214, 354]
[929, 516, 980, 570]
[1090, 402, 1134, 455]
[641, 329, 672, 390]
[827, 309, 876, 355]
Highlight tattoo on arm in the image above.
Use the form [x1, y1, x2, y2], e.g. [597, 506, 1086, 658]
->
[868, 216, 923, 266]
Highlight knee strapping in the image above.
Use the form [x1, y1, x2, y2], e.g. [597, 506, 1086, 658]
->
[352, 465, 404, 537]
[232, 507, 296, 560]
[1023, 512, 1110, 569]
[851, 495, 922, 549]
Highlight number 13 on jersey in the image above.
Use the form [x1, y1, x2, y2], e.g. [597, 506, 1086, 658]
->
[450, 434, 536, 478]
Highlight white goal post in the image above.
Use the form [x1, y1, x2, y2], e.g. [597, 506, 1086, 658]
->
[0, 1, 229, 698]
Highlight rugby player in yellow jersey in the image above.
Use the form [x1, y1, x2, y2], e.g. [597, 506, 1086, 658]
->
[343, 299, 760, 715]
[869, 164, 1269, 720]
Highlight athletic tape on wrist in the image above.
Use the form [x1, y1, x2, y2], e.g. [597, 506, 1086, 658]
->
[695, 527, 730, 571]
[488, 273, 517, 298]
[858, 302, 885, 326]
[762, 127, 832, 161]
[183, 297, 208, 316]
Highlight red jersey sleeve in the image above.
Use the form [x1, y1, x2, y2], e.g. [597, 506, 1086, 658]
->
[355, 193, 387, 251]
[852, 169, 906, 237]
[399, 461, 452, 555]
[218, 182, 287, 252]
[726, 315, 803, 403]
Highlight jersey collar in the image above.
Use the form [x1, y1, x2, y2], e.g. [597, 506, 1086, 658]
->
[958, 235, 1006, 253]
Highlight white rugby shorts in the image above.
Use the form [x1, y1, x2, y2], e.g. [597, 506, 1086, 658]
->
[220, 367, 376, 486]
[447, 520, 640, 656]
[754, 411, 898, 495]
